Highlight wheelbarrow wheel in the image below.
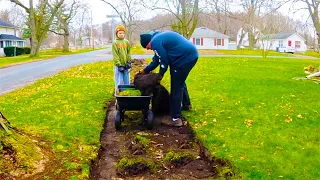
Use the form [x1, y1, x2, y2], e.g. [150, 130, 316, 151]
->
[115, 110, 122, 130]
[146, 110, 154, 130]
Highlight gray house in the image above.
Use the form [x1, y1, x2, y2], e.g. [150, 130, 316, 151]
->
[0, 18, 25, 56]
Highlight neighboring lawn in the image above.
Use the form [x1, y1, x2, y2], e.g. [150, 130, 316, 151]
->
[131, 44, 294, 57]
[297, 50, 320, 58]
[0, 47, 106, 68]
[131, 44, 154, 55]
[0, 61, 114, 179]
[175, 57, 320, 179]
[214, 49, 293, 56]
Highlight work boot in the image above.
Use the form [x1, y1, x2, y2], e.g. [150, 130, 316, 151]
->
[161, 118, 183, 127]
[182, 105, 192, 111]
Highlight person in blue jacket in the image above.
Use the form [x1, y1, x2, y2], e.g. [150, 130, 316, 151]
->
[139, 30, 198, 127]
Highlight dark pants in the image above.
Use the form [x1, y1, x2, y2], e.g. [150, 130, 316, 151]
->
[170, 59, 198, 118]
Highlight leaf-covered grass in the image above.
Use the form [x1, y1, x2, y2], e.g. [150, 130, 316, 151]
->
[0, 47, 106, 68]
[177, 57, 320, 179]
[0, 61, 114, 179]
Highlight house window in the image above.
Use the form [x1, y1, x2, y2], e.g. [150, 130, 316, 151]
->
[0, 41, 3, 48]
[288, 40, 292, 46]
[196, 38, 200, 45]
[5, 41, 13, 47]
[295, 41, 301, 48]
[279, 40, 283, 47]
[217, 39, 222, 46]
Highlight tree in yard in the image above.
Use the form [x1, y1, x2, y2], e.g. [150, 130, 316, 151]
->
[233, 0, 290, 49]
[204, 0, 232, 35]
[293, 0, 320, 50]
[101, 0, 143, 43]
[50, 0, 82, 52]
[10, 0, 65, 57]
[256, 13, 281, 59]
[142, 0, 200, 39]
[22, 28, 31, 47]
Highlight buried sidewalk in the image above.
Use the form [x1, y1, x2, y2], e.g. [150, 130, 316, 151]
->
[90, 60, 234, 179]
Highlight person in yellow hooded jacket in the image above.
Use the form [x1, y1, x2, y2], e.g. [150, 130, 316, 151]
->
[112, 25, 132, 94]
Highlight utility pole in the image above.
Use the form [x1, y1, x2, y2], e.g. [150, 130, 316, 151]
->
[91, 10, 94, 49]
[106, 15, 119, 42]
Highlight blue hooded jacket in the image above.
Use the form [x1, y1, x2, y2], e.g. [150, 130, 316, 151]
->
[144, 31, 198, 76]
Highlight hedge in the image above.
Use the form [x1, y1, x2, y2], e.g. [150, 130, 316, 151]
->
[3, 47, 31, 56]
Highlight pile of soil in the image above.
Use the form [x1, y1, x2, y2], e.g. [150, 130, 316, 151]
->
[133, 73, 170, 115]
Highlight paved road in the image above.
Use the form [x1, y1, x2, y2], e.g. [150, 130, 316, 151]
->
[0, 49, 318, 95]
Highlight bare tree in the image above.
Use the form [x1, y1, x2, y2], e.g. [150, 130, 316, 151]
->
[142, 0, 200, 39]
[10, 0, 65, 57]
[232, 0, 290, 49]
[294, 0, 320, 50]
[51, 0, 81, 52]
[71, 4, 91, 48]
[256, 13, 282, 58]
[204, 0, 232, 35]
[101, 0, 143, 43]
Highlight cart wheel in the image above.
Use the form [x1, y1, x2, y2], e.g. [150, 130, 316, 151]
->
[115, 110, 121, 130]
[146, 110, 154, 130]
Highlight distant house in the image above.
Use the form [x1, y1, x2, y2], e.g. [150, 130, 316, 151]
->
[258, 32, 307, 52]
[0, 18, 25, 56]
[190, 27, 231, 50]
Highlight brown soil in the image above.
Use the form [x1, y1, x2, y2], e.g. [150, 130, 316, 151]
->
[90, 100, 234, 180]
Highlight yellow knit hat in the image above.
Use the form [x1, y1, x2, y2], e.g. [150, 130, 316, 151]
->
[115, 25, 126, 33]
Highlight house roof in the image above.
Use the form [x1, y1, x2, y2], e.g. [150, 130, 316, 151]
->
[262, 32, 305, 41]
[0, 18, 15, 28]
[0, 34, 23, 41]
[191, 27, 229, 38]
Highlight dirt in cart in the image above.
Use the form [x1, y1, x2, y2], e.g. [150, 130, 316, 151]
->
[90, 59, 234, 180]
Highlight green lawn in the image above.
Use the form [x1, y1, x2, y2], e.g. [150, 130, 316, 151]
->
[297, 50, 320, 58]
[1, 56, 319, 179]
[177, 57, 320, 179]
[216, 49, 293, 56]
[0, 47, 106, 68]
[0, 61, 114, 179]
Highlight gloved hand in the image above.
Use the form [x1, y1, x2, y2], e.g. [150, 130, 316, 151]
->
[157, 74, 163, 83]
[139, 69, 146, 74]
[118, 66, 126, 73]
[125, 62, 132, 69]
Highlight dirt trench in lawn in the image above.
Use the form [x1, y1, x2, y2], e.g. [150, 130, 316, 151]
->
[90, 61, 233, 180]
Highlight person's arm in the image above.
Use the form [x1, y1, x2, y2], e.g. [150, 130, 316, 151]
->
[112, 42, 121, 66]
[127, 40, 132, 63]
[144, 55, 160, 72]
[153, 42, 169, 76]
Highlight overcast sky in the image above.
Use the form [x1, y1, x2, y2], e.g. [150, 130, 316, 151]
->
[0, 0, 312, 26]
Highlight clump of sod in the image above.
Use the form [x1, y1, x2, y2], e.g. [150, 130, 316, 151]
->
[118, 89, 141, 96]
[116, 157, 161, 176]
[163, 151, 196, 168]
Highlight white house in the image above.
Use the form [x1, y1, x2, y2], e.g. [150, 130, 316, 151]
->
[0, 18, 25, 56]
[190, 27, 230, 50]
[258, 32, 307, 53]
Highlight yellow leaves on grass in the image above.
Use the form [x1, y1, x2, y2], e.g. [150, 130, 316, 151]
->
[245, 119, 253, 127]
[240, 154, 246, 160]
[285, 115, 293, 123]
[297, 114, 303, 119]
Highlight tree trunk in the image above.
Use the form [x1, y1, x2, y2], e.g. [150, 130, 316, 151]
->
[30, 39, 40, 57]
[63, 33, 69, 52]
[248, 32, 255, 50]
[237, 29, 245, 49]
